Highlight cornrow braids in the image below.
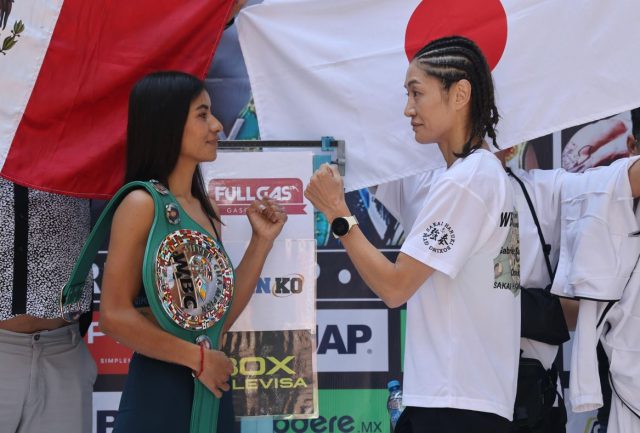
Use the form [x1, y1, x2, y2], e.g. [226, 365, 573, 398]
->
[413, 36, 500, 158]
[631, 107, 640, 142]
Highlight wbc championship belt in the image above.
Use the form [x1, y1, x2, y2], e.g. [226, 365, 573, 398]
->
[61, 180, 235, 433]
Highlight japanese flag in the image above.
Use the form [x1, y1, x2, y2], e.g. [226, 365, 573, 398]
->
[238, 0, 640, 190]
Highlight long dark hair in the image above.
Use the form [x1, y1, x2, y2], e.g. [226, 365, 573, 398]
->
[632, 107, 640, 143]
[125, 71, 219, 222]
[413, 36, 500, 158]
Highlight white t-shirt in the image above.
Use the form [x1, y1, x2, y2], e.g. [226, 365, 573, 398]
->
[550, 157, 640, 415]
[376, 165, 565, 399]
[374, 167, 445, 232]
[400, 149, 521, 421]
[552, 157, 640, 300]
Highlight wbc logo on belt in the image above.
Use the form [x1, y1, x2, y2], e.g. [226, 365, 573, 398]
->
[155, 229, 234, 330]
[209, 178, 307, 216]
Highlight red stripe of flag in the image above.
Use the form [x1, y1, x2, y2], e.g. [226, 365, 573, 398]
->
[2, 0, 234, 198]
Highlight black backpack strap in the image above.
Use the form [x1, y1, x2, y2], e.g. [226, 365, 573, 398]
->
[506, 168, 554, 284]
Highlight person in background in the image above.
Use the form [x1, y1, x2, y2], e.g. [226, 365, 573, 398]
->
[0, 181, 96, 433]
[595, 106, 640, 433]
[495, 147, 574, 433]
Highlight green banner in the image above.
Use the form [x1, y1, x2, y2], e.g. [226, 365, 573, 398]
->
[273, 389, 389, 433]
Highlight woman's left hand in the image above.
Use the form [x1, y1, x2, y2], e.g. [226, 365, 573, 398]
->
[304, 164, 350, 221]
[246, 198, 287, 242]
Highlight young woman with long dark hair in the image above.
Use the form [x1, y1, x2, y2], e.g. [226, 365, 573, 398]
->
[99, 71, 287, 432]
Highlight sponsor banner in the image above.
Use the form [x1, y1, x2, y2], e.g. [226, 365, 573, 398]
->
[203, 151, 316, 418]
[202, 151, 314, 241]
[317, 310, 388, 372]
[272, 389, 389, 433]
[316, 250, 397, 300]
[223, 330, 318, 418]
[91, 251, 106, 306]
[225, 239, 316, 332]
[84, 312, 133, 375]
[93, 392, 122, 433]
[212, 178, 307, 215]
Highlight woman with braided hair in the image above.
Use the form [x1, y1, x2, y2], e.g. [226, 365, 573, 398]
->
[305, 35, 520, 433]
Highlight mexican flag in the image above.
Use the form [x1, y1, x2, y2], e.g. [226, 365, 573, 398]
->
[0, 0, 234, 198]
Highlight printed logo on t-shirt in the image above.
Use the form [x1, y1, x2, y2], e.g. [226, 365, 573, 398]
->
[493, 211, 520, 296]
[499, 211, 514, 227]
[422, 221, 455, 254]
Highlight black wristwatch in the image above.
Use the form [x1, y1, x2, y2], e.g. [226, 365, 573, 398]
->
[331, 215, 358, 238]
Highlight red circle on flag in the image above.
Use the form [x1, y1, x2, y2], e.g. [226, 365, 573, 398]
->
[405, 0, 508, 70]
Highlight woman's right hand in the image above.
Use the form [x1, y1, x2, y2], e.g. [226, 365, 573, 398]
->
[305, 164, 350, 222]
[198, 349, 234, 398]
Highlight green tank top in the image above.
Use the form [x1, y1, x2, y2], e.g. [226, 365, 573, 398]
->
[61, 180, 235, 433]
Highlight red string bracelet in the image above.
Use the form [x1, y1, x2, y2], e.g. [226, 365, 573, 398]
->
[193, 344, 204, 378]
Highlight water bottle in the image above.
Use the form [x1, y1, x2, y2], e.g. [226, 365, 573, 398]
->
[387, 380, 405, 431]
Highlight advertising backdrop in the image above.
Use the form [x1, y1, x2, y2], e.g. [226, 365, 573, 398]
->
[79, 3, 640, 431]
[87, 116, 633, 431]
[205, 151, 318, 418]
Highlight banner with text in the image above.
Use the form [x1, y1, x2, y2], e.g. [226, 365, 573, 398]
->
[202, 151, 317, 417]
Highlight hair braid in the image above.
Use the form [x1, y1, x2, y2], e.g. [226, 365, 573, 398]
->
[413, 36, 500, 157]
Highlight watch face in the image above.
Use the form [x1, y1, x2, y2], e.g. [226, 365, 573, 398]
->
[331, 217, 350, 237]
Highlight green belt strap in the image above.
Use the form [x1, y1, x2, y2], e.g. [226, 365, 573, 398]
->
[61, 180, 226, 433]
